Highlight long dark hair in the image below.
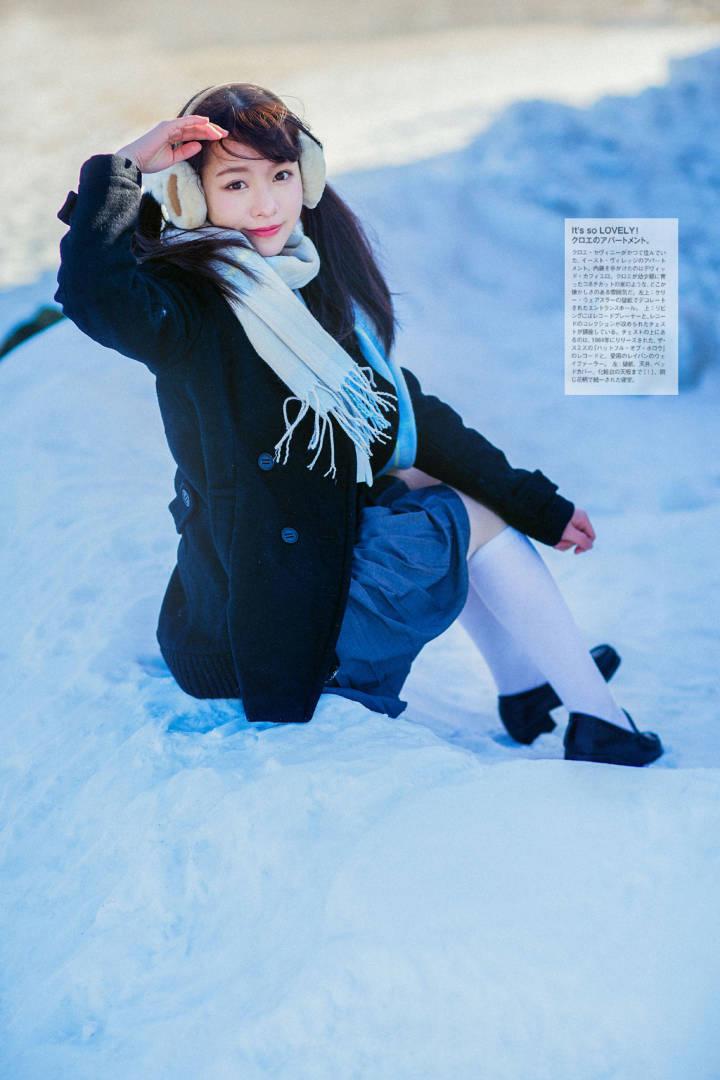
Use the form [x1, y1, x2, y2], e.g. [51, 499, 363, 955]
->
[133, 83, 399, 359]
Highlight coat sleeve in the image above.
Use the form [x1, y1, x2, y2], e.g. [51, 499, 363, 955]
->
[400, 365, 575, 547]
[54, 153, 205, 375]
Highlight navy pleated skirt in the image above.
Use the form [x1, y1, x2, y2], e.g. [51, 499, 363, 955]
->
[322, 476, 471, 718]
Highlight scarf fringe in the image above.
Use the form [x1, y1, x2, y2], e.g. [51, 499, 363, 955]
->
[274, 364, 398, 479]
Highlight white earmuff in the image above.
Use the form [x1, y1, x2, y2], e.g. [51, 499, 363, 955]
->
[141, 87, 326, 229]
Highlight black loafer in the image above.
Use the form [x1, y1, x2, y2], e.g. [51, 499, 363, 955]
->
[498, 643, 621, 745]
[564, 708, 664, 767]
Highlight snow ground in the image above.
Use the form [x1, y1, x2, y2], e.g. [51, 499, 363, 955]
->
[1, 34, 720, 1080]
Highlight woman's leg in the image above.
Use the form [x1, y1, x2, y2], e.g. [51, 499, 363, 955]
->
[388, 467, 629, 728]
[457, 584, 550, 694]
[462, 516, 629, 727]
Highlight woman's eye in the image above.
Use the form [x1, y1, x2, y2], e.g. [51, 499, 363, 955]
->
[226, 169, 293, 191]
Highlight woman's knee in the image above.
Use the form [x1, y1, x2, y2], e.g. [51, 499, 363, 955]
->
[387, 465, 444, 490]
[386, 468, 509, 558]
[448, 488, 509, 558]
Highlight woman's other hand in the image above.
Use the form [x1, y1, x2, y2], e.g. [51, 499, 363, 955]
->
[554, 507, 596, 554]
[115, 116, 228, 174]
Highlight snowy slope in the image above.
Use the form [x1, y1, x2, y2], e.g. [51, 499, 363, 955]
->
[2, 46, 720, 1080]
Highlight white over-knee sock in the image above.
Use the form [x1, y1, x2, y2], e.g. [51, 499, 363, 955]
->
[457, 582, 548, 695]
[465, 525, 628, 727]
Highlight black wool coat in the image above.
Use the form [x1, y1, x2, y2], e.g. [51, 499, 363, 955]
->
[55, 154, 575, 724]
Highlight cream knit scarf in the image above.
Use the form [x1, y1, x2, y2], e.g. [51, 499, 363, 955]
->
[161, 218, 399, 486]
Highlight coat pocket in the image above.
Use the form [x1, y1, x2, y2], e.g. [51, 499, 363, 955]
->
[168, 479, 199, 534]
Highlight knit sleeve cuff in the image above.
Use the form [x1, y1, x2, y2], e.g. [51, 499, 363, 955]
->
[537, 493, 575, 546]
[78, 152, 142, 191]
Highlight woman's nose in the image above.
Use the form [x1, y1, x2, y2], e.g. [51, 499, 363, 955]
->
[252, 190, 280, 218]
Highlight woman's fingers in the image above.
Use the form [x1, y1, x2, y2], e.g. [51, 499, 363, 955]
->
[572, 526, 593, 552]
[168, 117, 228, 133]
[168, 120, 228, 153]
[566, 507, 596, 550]
[181, 121, 227, 133]
[555, 519, 594, 554]
[174, 140, 203, 160]
[171, 129, 227, 148]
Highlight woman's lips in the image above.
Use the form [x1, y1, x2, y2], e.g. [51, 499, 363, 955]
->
[247, 224, 283, 236]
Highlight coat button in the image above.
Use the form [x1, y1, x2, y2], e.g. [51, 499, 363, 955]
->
[181, 486, 192, 508]
[258, 452, 275, 471]
[281, 527, 299, 544]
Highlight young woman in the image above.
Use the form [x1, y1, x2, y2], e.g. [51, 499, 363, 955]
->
[54, 82, 663, 766]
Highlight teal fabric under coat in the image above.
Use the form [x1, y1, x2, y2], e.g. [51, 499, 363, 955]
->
[350, 301, 417, 477]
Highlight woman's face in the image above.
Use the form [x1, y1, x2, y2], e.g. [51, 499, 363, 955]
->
[200, 137, 304, 255]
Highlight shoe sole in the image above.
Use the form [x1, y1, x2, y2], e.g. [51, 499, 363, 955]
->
[564, 747, 663, 767]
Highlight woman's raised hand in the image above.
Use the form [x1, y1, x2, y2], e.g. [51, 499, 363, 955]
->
[115, 116, 229, 174]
